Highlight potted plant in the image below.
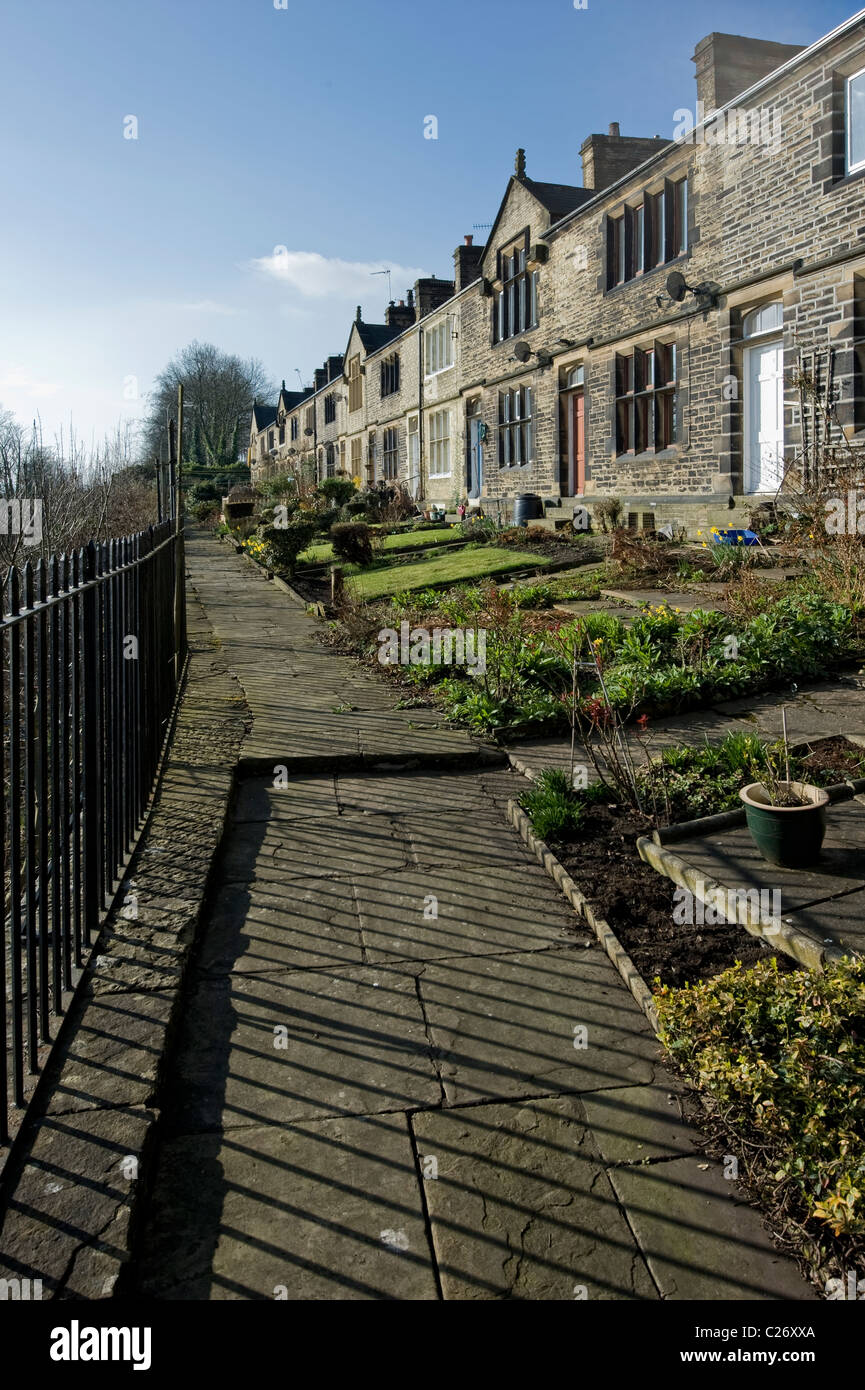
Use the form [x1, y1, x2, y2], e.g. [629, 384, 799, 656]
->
[739, 710, 829, 868]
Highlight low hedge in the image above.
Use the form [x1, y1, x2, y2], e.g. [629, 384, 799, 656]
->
[656, 956, 865, 1281]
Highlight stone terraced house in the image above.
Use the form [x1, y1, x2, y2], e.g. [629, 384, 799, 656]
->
[250, 13, 865, 535]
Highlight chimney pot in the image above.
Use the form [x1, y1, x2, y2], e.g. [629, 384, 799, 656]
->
[356, 305, 362, 322]
[464, 234, 473, 246]
[608, 121, 620, 137]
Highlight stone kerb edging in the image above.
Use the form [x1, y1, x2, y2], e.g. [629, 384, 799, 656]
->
[506, 798, 660, 1035]
[635, 835, 846, 972]
[635, 774, 865, 972]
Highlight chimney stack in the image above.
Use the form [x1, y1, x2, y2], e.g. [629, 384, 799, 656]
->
[453, 235, 485, 293]
[385, 298, 416, 330]
[692, 32, 804, 113]
[414, 276, 456, 319]
[580, 128, 670, 192]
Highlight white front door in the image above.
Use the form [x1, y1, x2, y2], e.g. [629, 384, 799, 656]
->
[744, 338, 784, 494]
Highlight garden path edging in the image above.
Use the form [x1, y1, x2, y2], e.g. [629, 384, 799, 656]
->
[636, 835, 847, 971]
[506, 799, 660, 1034]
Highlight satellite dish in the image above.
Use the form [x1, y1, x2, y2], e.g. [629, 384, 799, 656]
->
[666, 270, 687, 303]
[513, 341, 532, 363]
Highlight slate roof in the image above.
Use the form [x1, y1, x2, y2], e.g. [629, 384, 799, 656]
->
[251, 402, 277, 431]
[355, 321, 401, 353]
[523, 179, 594, 220]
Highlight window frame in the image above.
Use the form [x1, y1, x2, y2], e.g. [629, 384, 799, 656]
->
[847, 66, 865, 175]
[380, 353, 401, 398]
[493, 230, 539, 343]
[606, 177, 688, 288]
[615, 341, 678, 455]
[382, 426, 399, 479]
[497, 384, 534, 468]
[348, 356, 363, 413]
[424, 320, 454, 377]
[428, 409, 451, 478]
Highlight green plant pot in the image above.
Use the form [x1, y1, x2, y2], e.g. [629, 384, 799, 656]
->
[739, 781, 830, 869]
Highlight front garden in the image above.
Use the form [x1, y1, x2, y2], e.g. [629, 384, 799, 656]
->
[211, 469, 602, 606]
[207, 465, 865, 1296]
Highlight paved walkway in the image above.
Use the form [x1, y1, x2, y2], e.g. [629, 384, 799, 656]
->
[131, 531, 812, 1300]
[510, 684, 865, 782]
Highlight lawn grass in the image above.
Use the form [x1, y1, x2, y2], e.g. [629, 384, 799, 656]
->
[346, 545, 553, 600]
[298, 526, 455, 566]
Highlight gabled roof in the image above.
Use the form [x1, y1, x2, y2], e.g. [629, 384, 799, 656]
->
[481, 172, 593, 276]
[277, 387, 308, 413]
[355, 321, 401, 354]
[251, 402, 277, 432]
[524, 178, 593, 220]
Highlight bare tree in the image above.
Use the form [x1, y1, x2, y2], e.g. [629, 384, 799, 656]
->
[140, 341, 274, 469]
[0, 408, 158, 564]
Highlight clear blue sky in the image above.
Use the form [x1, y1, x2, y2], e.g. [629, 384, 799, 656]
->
[0, 0, 853, 450]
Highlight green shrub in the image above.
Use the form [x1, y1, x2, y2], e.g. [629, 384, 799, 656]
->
[459, 515, 498, 544]
[318, 477, 357, 507]
[313, 506, 341, 535]
[521, 769, 584, 841]
[657, 956, 865, 1241]
[260, 472, 296, 501]
[330, 521, 374, 567]
[512, 583, 555, 609]
[261, 518, 318, 574]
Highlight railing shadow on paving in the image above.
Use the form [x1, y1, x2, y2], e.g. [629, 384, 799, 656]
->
[0, 519, 185, 1150]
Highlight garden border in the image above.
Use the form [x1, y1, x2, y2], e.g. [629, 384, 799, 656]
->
[506, 798, 660, 1034]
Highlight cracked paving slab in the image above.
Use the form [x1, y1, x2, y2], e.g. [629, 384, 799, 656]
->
[606, 1157, 817, 1300]
[412, 1095, 657, 1300]
[163, 965, 441, 1131]
[417, 948, 661, 1105]
[354, 866, 580, 965]
[219, 814, 413, 885]
[198, 878, 365, 975]
[135, 1113, 437, 1301]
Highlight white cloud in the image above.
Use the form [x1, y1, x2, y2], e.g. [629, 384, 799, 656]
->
[248, 248, 428, 300]
[0, 365, 63, 399]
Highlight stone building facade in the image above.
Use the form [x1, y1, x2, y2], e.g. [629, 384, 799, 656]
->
[250, 14, 865, 534]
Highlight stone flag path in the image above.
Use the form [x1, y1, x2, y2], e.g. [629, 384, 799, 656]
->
[131, 531, 811, 1300]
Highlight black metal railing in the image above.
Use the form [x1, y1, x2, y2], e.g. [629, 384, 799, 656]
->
[0, 519, 185, 1141]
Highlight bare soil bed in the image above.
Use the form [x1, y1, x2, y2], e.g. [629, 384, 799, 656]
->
[546, 736, 864, 987]
[550, 804, 788, 988]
